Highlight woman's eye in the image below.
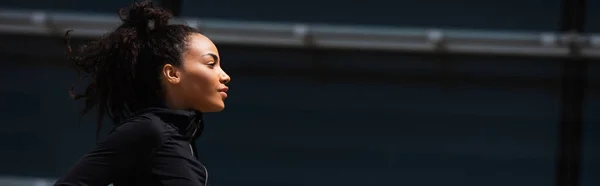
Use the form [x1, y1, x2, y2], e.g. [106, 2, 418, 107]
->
[207, 62, 216, 68]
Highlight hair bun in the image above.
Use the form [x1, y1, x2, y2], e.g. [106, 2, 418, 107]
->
[119, 1, 172, 29]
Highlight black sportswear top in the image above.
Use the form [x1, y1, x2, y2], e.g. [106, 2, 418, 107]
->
[54, 107, 208, 186]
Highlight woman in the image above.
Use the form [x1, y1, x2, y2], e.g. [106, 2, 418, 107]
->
[54, 1, 230, 186]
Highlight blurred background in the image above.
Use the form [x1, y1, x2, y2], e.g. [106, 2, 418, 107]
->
[0, 0, 598, 186]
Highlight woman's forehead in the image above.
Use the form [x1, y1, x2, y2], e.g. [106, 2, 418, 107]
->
[186, 34, 219, 57]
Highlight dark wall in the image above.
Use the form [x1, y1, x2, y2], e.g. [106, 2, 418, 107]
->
[583, 63, 600, 186]
[6, 0, 600, 31]
[0, 0, 587, 31]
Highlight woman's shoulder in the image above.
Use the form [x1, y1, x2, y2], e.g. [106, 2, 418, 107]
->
[110, 114, 173, 144]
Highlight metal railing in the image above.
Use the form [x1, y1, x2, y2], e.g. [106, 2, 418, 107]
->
[0, 175, 116, 186]
[1, 8, 600, 58]
[0, 176, 55, 186]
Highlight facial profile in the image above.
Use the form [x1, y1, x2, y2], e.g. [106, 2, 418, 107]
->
[162, 33, 231, 112]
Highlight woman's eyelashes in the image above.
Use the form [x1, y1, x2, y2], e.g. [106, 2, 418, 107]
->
[206, 62, 216, 68]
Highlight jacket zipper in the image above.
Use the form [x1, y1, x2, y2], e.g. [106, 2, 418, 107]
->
[189, 128, 209, 186]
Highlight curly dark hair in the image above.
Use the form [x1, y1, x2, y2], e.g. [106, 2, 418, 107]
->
[66, 1, 201, 134]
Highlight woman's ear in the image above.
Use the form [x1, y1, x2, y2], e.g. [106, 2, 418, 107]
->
[162, 64, 181, 84]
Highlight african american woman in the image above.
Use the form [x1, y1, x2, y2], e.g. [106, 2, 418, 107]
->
[54, 1, 230, 186]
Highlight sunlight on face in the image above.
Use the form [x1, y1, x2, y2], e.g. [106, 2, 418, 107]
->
[177, 34, 231, 112]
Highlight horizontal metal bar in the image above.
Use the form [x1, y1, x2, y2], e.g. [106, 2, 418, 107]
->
[0, 176, 55, 186]
[0, 175, 111, 186]
[0, 8, 599, 58]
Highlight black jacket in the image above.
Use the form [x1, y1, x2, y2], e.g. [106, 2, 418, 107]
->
[54, 107, 209, 186]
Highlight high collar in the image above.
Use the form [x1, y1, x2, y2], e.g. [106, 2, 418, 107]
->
[133, 107, 204, 140]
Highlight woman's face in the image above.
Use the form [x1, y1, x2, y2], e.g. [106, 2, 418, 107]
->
[163, 33, 231, 112]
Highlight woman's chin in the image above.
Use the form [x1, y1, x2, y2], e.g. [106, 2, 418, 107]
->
[212, 105, 225, 112]
[203, 103, 225, 112]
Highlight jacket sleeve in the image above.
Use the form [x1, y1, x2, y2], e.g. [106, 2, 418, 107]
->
[54, 117, 163, 186]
